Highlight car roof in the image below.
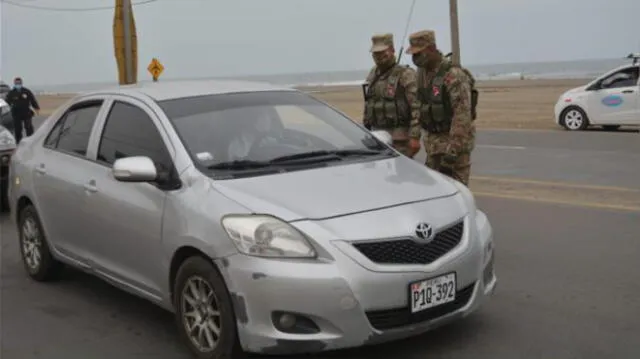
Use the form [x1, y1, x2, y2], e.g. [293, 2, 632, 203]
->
[78, 79, 298, 102]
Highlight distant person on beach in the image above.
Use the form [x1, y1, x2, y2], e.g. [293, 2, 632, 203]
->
[4, 77, 40, 143]
[405, 30, 478, 186]
[362, 33, 419, 157]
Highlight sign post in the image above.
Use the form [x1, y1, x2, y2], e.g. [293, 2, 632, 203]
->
[147, 58, 164, 82]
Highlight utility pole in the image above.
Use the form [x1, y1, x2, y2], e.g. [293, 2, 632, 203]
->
[449, 0, 461, 66]
[123, 0, 134, 84]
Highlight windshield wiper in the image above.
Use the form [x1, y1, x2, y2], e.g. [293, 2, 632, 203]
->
[207, 159, 271, 170]
[268, 148, 389, 164]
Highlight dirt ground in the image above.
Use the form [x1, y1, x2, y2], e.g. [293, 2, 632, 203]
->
[35, 78, 589, 131]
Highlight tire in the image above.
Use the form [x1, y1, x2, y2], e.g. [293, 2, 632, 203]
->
[0, 180, 8, 213]
[560, 106, 589, 131]
[602, 125, 620, 131]
[173, 256, 243, 359]
[18, 204, 64, 281]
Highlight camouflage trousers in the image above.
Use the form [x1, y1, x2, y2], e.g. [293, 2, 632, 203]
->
[372, 127, 412, 157]
[425, 152, 472, 186]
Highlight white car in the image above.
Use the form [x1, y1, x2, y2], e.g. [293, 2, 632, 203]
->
[554, 54, 640, 131]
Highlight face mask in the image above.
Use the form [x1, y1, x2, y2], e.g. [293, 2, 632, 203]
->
[412, 53, 429, 68]
[373, 52, 394, 69]
[14, 84, 22, 90]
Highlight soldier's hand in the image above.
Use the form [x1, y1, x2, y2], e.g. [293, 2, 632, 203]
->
[442, 153, 457, 168]
[407, 138, 421, 158]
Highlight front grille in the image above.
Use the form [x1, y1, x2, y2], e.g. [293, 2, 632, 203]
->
[365, 282, 476, 331]
[352, 221, 464, 265]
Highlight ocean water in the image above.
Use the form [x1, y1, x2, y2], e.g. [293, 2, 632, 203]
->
[29, 57, 633, 94]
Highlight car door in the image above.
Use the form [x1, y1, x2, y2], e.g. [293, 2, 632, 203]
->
[32, 99, 106, 265]
[587, 66, 639, 125]
[81, 97, 180, 300]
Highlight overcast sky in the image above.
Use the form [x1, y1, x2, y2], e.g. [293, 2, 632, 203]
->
[0, 0, 637, 86]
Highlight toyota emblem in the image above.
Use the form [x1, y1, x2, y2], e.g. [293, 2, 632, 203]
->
[415, 222, 435, 242]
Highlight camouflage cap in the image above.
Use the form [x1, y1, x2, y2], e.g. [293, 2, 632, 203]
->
[405, 30, 436, 54]
[370, 33, 394, 52]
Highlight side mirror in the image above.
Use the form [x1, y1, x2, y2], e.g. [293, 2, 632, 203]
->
[112, 156, 157, 182]
[370, 130, 393, 146]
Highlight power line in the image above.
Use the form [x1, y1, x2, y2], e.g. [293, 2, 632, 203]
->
[0, 0, 159, 12]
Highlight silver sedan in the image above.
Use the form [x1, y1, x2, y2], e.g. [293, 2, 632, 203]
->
[7, 80, 496, 358]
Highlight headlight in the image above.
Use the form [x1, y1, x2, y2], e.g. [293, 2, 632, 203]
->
[221, 215, 317, 258]
[0, 127, 15, 147]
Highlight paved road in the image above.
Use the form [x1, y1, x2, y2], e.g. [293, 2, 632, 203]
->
[2, 197, 639, 359]
[414, 128, 640, 189]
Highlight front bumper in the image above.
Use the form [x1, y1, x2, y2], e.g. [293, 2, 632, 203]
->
[554, 100, 565, 125]
[216, 209, 496, 355]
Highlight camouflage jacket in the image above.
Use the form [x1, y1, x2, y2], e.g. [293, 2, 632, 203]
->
[362, 64, 420, 132]
[414, 61, 475, 155]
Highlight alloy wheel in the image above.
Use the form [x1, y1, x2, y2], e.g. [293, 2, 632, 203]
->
[180, 275, 223, 353]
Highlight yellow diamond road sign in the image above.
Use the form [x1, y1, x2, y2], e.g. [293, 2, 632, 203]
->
[147, 58, 164, 79]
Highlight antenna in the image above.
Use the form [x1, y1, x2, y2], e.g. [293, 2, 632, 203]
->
[397, 0, 417, 64]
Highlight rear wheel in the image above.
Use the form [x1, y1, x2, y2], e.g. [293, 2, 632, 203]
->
[0, 177, 8, 212]
[18, 204, 64, 281]
[173, 256, 243, 359]
[560, 107, 589, 131]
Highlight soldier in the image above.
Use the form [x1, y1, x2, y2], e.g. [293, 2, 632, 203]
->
[405, 30, 478, 186]
[362, 33, 420, 157]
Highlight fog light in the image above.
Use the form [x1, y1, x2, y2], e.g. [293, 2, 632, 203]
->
[272, 311, 320, 334]
[278, 313, 296, 329]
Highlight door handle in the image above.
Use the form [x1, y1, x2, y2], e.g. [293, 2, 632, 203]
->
[621, 89, 634, 94]
[84, 180, 98, 193]
[35, 164, 46, 175]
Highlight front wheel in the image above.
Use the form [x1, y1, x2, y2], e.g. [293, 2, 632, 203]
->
[173, 256, 243, 359]
[560, 107, 589, 131]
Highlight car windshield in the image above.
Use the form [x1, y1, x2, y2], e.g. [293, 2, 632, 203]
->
[158, 90, 395, 177]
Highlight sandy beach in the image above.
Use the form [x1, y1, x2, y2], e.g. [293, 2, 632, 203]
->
[35, 78, 590, 131]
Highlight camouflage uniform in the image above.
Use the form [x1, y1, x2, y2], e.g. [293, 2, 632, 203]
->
[405, 30, 476, 185]
[362, 33, 420, 157]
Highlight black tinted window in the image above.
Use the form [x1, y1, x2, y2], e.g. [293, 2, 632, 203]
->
[48, 102, 103, 155]
[97, 101, 173, 172]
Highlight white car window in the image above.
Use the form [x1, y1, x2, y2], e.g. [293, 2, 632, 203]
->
[601, 67, 639, 89]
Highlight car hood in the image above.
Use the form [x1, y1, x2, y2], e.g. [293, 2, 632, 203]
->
[562, 85, 587, 96]
[212, 156, 459, 222]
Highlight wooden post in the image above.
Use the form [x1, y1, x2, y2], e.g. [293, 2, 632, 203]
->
[449, 0, 461, 66]
[123, 0, 134, 84]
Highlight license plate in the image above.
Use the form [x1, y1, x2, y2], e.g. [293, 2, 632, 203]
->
[409, 273, 456, 313]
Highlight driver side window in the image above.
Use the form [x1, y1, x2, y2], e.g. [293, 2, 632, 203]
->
[601, 67, 639, 89]
[96, 101, 174, 177]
